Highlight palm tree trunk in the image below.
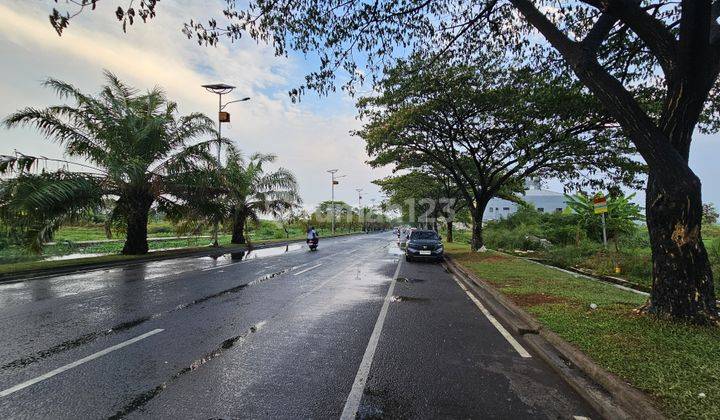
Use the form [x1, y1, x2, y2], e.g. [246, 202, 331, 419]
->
[231, 211, 247, 244]
[122, 193, 153, 255]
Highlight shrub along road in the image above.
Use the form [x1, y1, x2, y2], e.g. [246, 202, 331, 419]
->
[0, 233, 593, 418]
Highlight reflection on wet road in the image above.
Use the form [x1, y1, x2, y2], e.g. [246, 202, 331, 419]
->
[0, 233, 595, 419]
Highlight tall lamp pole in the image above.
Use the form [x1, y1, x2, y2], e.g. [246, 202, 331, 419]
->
[356, 188, 363, 232]
[327, 170, 338, 235]
[202, 83, 250, 247]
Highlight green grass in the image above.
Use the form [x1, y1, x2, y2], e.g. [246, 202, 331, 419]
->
[54, 221, 180, 242]
[446, 242, 720, 419]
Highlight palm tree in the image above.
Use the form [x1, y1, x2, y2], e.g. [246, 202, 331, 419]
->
[222, 145, 300, 244]
[2, 71, 218, 254]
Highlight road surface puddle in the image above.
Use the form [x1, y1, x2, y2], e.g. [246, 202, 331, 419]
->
[0, 315, 154, 372]
[108, 321, 266, 419]
[387, 243, 404, 256]
[208, 243, 303, 262]
[3, 268, 289, 373]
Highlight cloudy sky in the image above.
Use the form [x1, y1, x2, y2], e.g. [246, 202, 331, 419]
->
[0, 0, 390, 210]
[1, 1, 719, 209]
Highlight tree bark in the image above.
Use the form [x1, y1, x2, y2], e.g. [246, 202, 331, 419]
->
[231, 211, 247, 244]
[646, 172, 718, 321]
[471, 217, 484, 251]
[446, 221, 454, 243]
[121, 192, 153, 255]
[469, 199, 489, 251]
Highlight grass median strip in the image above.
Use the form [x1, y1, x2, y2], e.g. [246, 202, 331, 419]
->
[445, 242, 720, 420]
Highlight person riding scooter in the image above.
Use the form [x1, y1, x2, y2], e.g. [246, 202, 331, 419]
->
[306, 226, 319, 251]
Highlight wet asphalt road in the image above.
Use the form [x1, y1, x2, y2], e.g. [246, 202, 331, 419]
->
[0, 233, 595, 419]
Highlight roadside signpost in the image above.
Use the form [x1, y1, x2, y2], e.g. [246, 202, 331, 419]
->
[593, 195, 608, 248]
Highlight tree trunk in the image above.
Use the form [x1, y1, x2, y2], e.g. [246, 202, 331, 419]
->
[231, 212, 247, 244]
[446, 221, 454, 243]
[471, 218, 483, 251]
[646, 172, 718, 322]
[122, 193, 153, 255]
[469, 200, 489, 251]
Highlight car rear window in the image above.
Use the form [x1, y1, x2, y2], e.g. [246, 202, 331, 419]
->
[410, 231, 439, 240]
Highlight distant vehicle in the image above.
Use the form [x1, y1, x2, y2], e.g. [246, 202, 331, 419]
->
[398, 227, 415, 249]
[405, 229, 443, 262]
[308, 237, 318, 251]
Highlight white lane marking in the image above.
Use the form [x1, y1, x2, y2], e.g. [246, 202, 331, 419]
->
[345, 248, 358, 255]
[573, 416, 591, 420]
[202, 265, 229, 272]
[340, 258, 402, 420]
[293, 263, 323, 276]
[0, 329, 164, 398]
[452, 277, 531, 358]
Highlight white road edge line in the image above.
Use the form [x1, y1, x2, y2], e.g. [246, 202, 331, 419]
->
[452, 277, 532, 358]
[340, 258, 402, 420]
[0, 328, 164, 398]
[293, 263, 323, 276]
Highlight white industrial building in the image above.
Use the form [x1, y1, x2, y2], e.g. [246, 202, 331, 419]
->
[483, 179, 567, 221]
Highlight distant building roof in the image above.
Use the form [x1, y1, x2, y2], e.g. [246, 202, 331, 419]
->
[522, 188, 564, 197]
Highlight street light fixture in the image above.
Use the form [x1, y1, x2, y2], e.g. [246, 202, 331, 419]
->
[202, 83, 251, 247]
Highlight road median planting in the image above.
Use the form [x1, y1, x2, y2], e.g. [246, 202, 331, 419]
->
[445, 242, 720, 419]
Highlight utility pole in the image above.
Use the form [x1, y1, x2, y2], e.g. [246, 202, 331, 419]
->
[356, 188, 363, 232]
[201, 83, 250, 247]
[327, 169, 339, 235]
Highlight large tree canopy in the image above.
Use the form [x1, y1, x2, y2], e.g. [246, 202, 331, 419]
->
[358, 55, 640, 249]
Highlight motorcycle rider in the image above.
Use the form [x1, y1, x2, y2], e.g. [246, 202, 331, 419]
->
[306, 226, 318, 248]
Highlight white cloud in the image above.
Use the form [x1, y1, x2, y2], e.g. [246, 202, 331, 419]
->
[0, 0, 390, 209]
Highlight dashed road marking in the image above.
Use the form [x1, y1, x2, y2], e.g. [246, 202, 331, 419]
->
[452, 276, 531, 358]
[293, 263, 323, 275]
[0, 329, 164, 398]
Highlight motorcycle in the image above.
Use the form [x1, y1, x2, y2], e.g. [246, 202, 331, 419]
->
[307, 237, 319, 251]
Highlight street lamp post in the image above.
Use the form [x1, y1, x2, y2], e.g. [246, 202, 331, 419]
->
[356, 188, 363, 233]
[202, 83, 250, 247]
[326, 169, 345, 235]
[327, 169, 338, 235]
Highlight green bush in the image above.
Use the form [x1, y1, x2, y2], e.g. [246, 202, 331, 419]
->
[543, 240, 601, 268]
[485, 222, 546, 250]
[147, 224, 173, 235]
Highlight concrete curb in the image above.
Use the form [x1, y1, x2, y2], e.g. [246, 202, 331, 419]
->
[0, 232, 367, 284]
[443, 255, 666, 420]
